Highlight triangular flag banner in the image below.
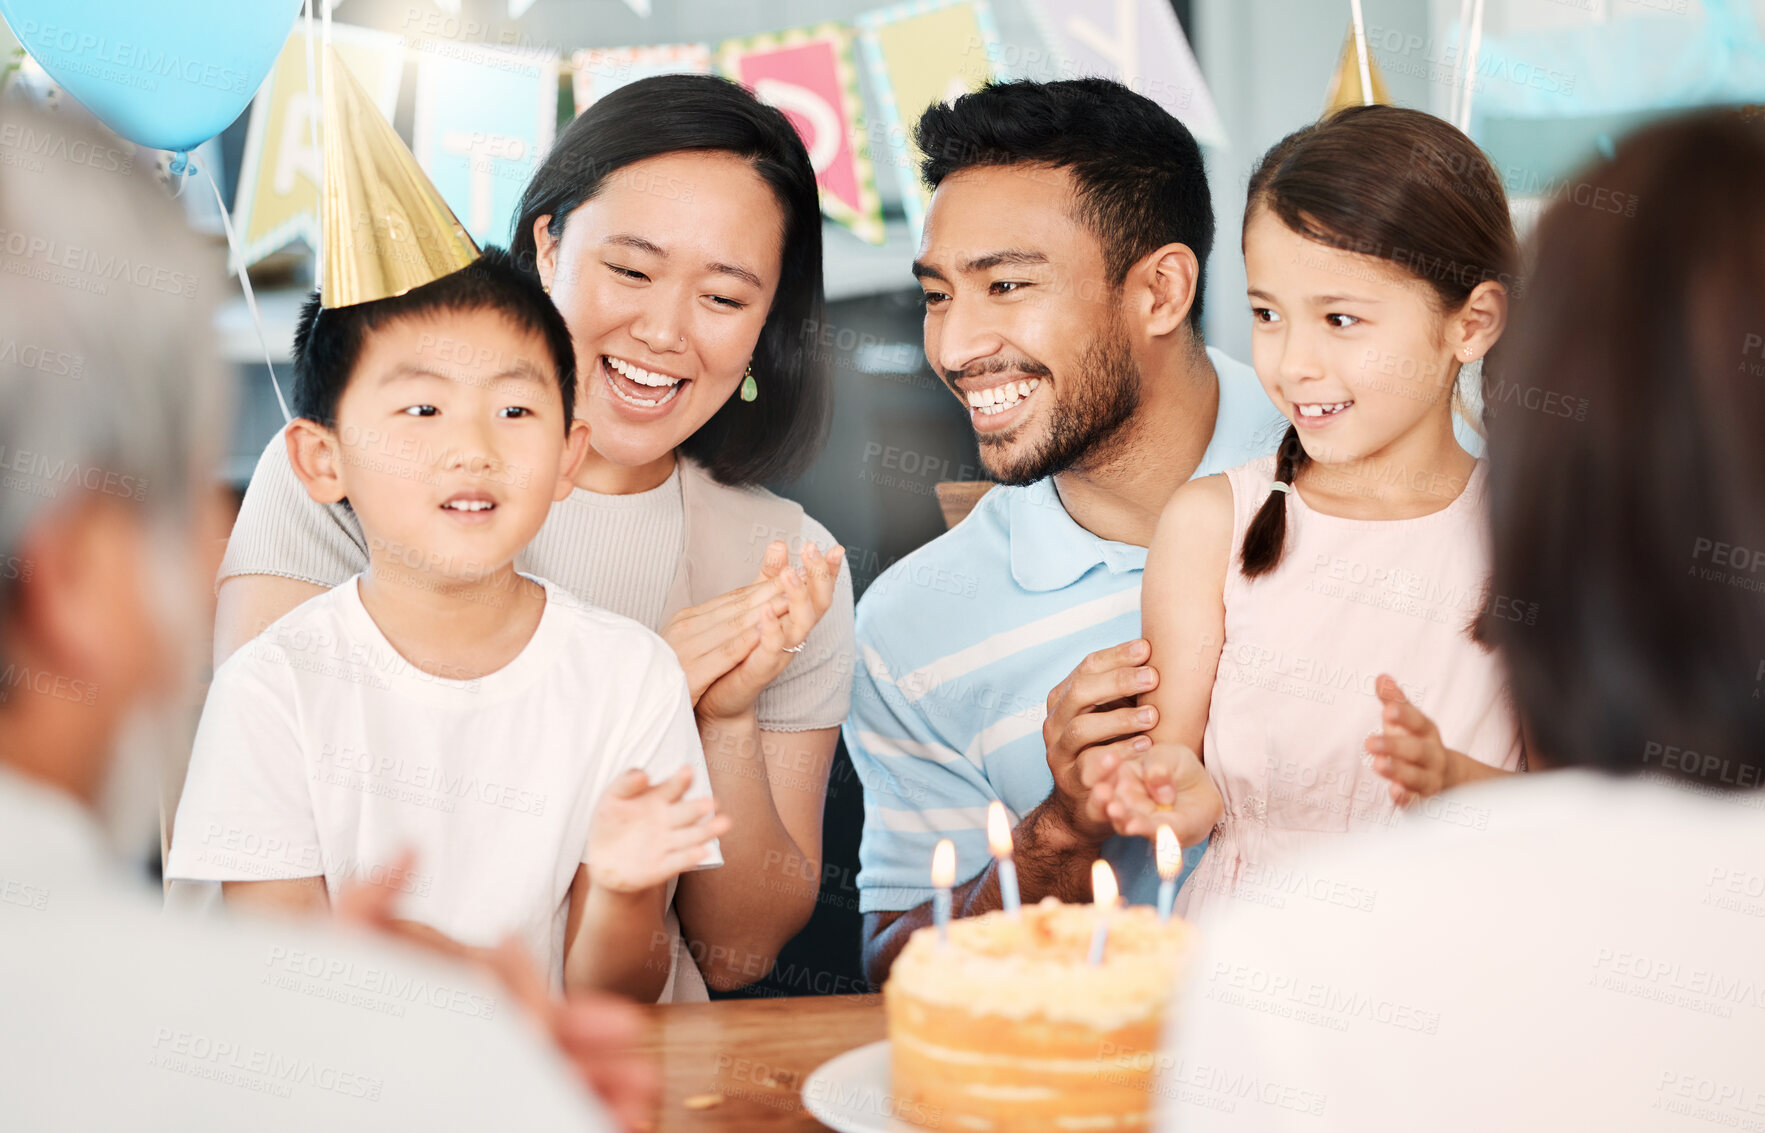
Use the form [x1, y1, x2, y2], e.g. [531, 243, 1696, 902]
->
[321, 45, 479, 308]
[719, 24, 885, 245]
[230, 25, 402, 271]
[1323, 22, 1390, 117]
[571, 44, 711, 113]
[1023, 0, 1226, 148]
[411, 43, 559, 248]
[856, 0, 1007, 236]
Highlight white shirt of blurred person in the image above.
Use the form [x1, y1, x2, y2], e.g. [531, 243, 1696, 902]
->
[1157, 112, 1765, 1132]
[0, 104, 618, 1131]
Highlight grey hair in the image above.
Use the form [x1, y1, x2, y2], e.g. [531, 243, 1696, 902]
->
[0, 101, 228, 648]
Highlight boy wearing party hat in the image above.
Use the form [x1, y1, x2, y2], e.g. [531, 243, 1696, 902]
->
[167, 51, 725, 1002]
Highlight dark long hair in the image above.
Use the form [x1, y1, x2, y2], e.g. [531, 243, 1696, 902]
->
[1238, 105, 1519, 577]
[510, 74, 829, 486]
[1481, 111, 1765, 785]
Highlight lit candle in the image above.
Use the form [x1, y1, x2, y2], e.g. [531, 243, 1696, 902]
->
[1087, 859, 1118, 966]
[1155, 825, 1181, 924]
[931, 838, 956, 946]
[987, 801, 1021, 917]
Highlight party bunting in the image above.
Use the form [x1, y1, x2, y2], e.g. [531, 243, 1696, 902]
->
[1023, 0, 1226, 147]
[411, 42, 559, 248]
[719, 24, 885, 245]
[855, 0, 1007, 236]
[225, 0, 1271, 264]
[230, 23, 402, 271]
[572, 44, 711, 113]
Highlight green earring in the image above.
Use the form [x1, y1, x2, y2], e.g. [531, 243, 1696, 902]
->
[739, 361, 758, 403]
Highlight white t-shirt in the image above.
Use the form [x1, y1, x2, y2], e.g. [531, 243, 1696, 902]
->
[0, 765, 612, 1132]
[1157, 771, 1765, 1131]
[166, 574, 720, 994]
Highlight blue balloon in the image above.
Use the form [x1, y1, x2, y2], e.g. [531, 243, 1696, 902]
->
[0, 0, 303, 156]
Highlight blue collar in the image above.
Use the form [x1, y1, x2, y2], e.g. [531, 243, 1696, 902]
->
[1007, 478, 1148, 592]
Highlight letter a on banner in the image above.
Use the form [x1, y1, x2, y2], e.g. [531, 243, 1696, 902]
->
[719, 24, 885, 245]
[231, 24, 403, 271]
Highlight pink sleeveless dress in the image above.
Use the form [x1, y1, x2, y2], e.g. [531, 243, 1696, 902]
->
[1175, 455, 1523, 922]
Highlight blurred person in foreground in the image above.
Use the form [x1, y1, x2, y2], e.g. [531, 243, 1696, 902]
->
[1157, 110, 1765, 1131]
[0, 102, 645, 1130]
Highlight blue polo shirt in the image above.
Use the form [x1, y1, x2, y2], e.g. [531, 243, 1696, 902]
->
[847, 348, 1287, 913]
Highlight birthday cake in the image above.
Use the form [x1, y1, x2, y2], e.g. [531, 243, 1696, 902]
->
[884, 896, 1194, 1132]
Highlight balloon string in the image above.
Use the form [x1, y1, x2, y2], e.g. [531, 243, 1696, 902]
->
[1458, 0, 1486, 134]
[305, 0, 321, 283]
[1348, 0, 1373, 107]
[1448, 0, 1473, 127]
[194, 151, 292, 424]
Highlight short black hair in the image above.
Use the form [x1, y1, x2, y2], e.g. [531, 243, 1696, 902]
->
[916, 78, 1215, 330]
[293, 246, 576, 430]
[510, 73, 830, 486]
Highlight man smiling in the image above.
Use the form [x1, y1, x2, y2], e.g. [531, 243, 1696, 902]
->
[845, 78, 1284, 984]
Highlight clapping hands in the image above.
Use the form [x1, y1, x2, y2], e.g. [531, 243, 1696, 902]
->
[660, 539, 845, 724]
[586, 766, 732, 893]
[1366, 674, 1470, 805]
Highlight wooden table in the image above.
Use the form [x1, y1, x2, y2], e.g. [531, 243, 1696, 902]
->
[637, 995, 885, 1132]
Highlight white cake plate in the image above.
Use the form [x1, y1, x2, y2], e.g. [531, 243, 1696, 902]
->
[800, 1040, 918, 1133]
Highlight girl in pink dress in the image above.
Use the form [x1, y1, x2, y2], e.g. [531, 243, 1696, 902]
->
[1098, 106, 1526, 922]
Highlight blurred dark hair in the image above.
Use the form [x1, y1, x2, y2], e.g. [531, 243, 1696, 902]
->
[294, 246, 575, 430]
[1239, 105, 1519, 577]
[1480, 110, 1765, 787]
[916, 78, 1214, 331]
[509, 73, 829, 485]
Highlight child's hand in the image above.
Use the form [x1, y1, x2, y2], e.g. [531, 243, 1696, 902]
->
[696, 540, 846, 724]
[587, 767, 732, 893]
[1367, 674, 1467, 805]
[1094, 742, 1221, 846]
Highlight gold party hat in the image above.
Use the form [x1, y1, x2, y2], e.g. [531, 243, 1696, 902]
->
[320, 44, 479, 308]
[1322, 23, 1391, 118]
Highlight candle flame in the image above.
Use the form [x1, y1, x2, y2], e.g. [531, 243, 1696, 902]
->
[986, 800, 1013, 858]
[1091, 859, 1119, 908]
[1156, 824, 1181, 880]
[931, 839, 956, 888]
